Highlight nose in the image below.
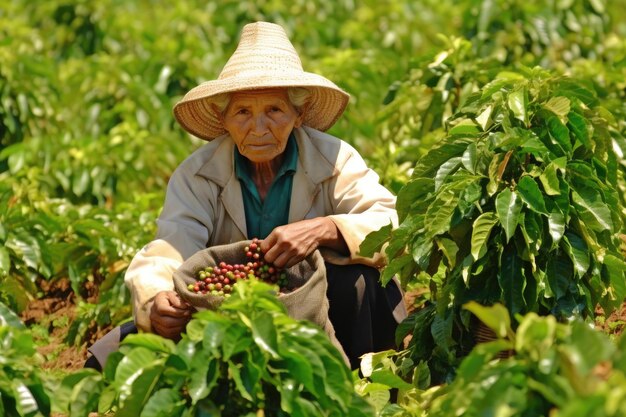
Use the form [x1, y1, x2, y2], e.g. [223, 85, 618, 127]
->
[251, 113, 270, 136]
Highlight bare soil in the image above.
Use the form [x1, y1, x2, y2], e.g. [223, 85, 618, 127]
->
[20, 278, 113, 372]
[595, 302, 626, 336]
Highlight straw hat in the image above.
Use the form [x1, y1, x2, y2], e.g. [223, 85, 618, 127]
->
[173, 22, 350, 141]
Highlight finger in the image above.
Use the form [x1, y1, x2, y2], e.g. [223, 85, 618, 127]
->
[260, 236, 279, 263]
[259, 233, 276, 254]
[153, 296, 191, 318]
[153, 322, 185, 340]
[151, 315, 189, 336]
[273, 251, 302, 269]
[153, 314, 188, 330]
[166, 291, 191, 310]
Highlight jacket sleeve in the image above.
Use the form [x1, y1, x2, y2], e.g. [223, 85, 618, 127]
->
[124, 165, 217, 332]
[324, 144, 398, 267]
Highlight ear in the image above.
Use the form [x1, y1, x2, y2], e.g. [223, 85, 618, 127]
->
[211, 103, 225, 124]
[293, 101, 309, 128]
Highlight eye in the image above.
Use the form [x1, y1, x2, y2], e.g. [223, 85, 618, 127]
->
[235, 108, 250, 115]
[268, 106, 282, 113]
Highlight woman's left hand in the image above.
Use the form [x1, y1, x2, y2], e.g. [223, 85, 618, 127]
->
[260, 217, 347, 268]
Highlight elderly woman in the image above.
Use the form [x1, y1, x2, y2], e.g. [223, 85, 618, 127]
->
[89, 21, 405, 370]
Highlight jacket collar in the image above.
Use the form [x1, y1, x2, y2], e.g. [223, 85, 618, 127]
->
[195, 127, 337, 187]
[194, 127, 338, 236]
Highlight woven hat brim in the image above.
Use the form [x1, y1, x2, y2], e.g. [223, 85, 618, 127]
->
[173, 73, 350, 141]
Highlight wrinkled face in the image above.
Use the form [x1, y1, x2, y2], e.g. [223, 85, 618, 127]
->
[220, 88, 304, 163]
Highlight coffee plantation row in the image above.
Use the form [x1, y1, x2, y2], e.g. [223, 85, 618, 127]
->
[2, 0, 626, 415]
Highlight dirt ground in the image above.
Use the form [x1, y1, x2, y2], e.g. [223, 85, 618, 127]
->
[20, 278, 111, 372]
[20, 281, 626, 374]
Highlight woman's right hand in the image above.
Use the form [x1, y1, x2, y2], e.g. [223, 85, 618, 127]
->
[150, 290, 193, 340]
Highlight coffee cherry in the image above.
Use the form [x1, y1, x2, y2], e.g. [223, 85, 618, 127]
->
[191, 237, 291, 296]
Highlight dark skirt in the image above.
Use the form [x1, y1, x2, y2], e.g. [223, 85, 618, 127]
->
[325, 263, 407, 369]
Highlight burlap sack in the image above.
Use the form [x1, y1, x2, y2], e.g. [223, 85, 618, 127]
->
[173, 240, 348, 364]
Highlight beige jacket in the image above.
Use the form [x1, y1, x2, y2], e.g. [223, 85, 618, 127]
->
[124, 126, 398, 331]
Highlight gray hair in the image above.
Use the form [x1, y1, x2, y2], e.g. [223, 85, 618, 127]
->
[211, 87, 311, 116]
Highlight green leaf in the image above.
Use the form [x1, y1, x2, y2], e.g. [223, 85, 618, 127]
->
[517, 176, 548, 214]
[449, 120, 480, 136]
[557, 79, 598, 107]
[202, 319, 227, 351]
[521, 211, 542, 253]
[250, 311, 279, 358]
[507, 88, 528, 126]
[381, 253, 414, 286]
[425, 190, 458, 236]
[498, 246, 527, 316]
[98, 385, 117, 414]
[545, 254, 574, 301]
[539, 163, 561, 196]
[435, 156, 462, 191]
[515, 313, 556, 355]
[603, 254, 626, 307]
[567, 111, 590, 148]
[562, 321, 614, 376]
[463, 302, 512, 339]
[456, 340, 514, 378]
[461, 143, 477, 174]
[546, 113, 572, 154]
[475, 105, 493, 131]
[589, 0, 605, 13]
[122, 333, 176, 354]
[56, 369, 99, 413]
[5, 232, 42, 271]
[140, 388, 185, 417]
[430, 312, 454, 355]
[283, 341, 324, 398]
[413, 141, 469, 178]
[548, 211, 566, 247]
[69, 374, 103, 417]
[239, 357, 266, 401]
[0, 301, 23, 328]
[222, 323, 252, 361]
[115, 347, 158, 401]
[187, 350, 215, 404]
[369, 369, 413, 390]
[0, 246, 10, 276]
[395, 178, 434, 221]
[228, 361, 254, 402]
[562, 233, 589, 277]
[359, 223, 392, 258]
[519, 132, 550, 155]
[471, 212, 498, 261]
[571, 188, 613, 232]
[116, 362, 165, 417]
[293, 397, 324, 417]
[282, 346, 314, 392]
[72, 169, 91, 197]
[495, 188, 522, 242]
[359, 350, 395, 378]
[12, 381, 42, 416]
[436, 237, 459, 268]
[543, 96, 570, 120]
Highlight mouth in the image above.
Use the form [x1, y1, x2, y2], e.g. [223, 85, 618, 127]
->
[244, 142, 276, 151]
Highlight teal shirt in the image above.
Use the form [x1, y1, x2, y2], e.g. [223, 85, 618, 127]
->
[234, 133, 298, 239]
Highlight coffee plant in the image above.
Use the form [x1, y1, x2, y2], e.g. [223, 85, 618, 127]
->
[0, 303, 52, 417]
[63, 280, 372, 417]
[357, 303, 626, 417]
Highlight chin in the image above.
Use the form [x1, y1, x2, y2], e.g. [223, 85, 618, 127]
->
[242, 148, 281, 163]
